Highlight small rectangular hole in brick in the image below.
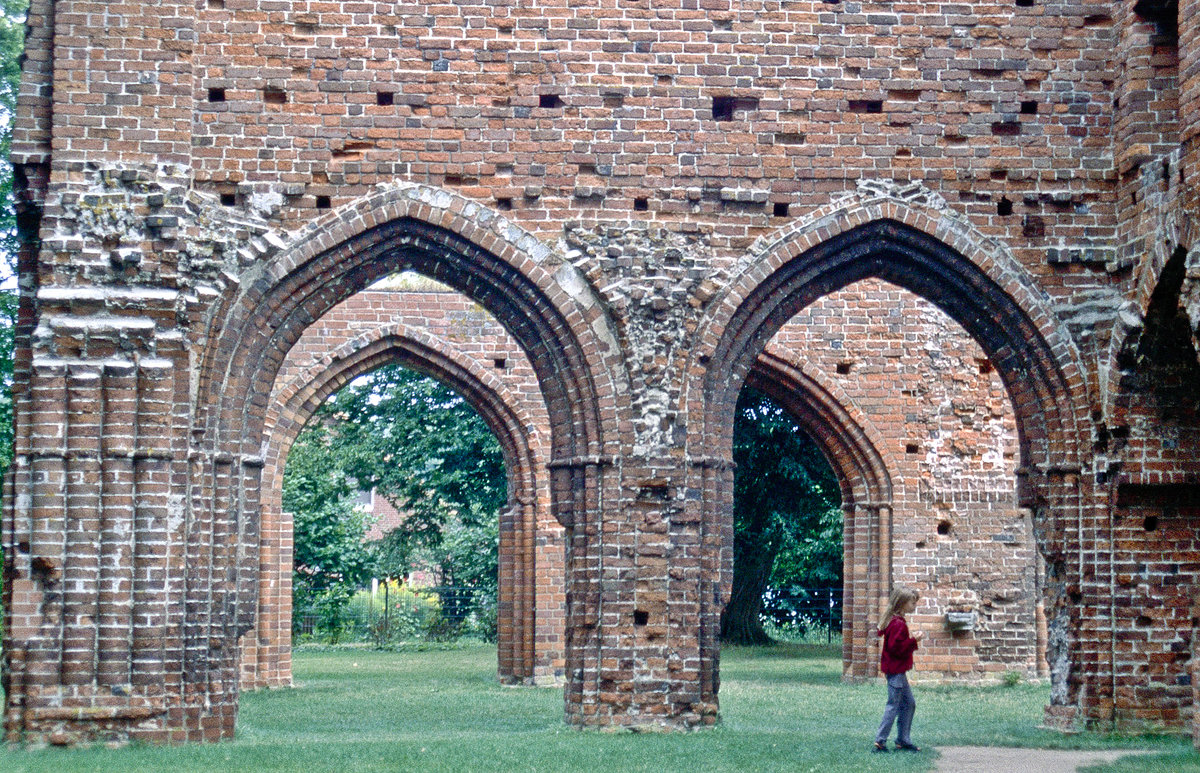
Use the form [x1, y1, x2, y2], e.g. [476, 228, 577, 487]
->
[712, 96, 735, 120]
[208, 87, 226, 103]
[775, 132, 806, 145]
[992, 122, 1021, 136]
[1020, 100, 1038, 115]
[906, 443, 920, 454]
[633, 610, 649, 626]
[209, 0, 225, 7]
[888, 89, 921, 101]
[376, 92, 395, 106]
[836, 362, 852, 375]
[848, 99, 883, 114]
[264, 87, 287, 105]
[1016, 0, 1034, 6]
[219, 193, 236, 206]
[577, 162, 597, 176]
[315, 195, 331, 209]
[997, 197, 1013, 216]
[493, 357, 507, 369]
[539, 94, 563, 109]
[634, 197, 649, 212]
[495, 197, 513, 211]
[444, 175, 465, 186]
[978, 359, 994, 374]
[773, 202, 789, 217]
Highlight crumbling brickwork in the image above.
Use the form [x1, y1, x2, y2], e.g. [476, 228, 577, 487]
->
[249, 282, 1037, 693]
[3, 0, 1199, 746]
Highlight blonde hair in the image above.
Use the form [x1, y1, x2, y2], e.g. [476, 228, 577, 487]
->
[878, 586, 920, 632]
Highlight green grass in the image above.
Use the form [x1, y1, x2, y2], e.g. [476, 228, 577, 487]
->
[1, 644, 1196, 772]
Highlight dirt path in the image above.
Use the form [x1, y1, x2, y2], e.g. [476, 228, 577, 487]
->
[933, 746, 1151, 772]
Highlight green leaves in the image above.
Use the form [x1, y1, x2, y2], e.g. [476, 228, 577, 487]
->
[283, 363, 506, 634]
[723, 387, 842, 643]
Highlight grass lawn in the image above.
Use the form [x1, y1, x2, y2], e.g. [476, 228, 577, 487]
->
[1, 643, 1196, 772]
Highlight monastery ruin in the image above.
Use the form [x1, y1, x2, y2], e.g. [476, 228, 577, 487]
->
[3, 0, 1200, 747]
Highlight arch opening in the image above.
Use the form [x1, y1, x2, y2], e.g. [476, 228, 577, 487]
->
[697, 218, 1086, 716]
[246, 285, 562, 690]
[185, 202, 613, 738]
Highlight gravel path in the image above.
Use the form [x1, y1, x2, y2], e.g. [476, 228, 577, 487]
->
[933, 746, 1151, 773]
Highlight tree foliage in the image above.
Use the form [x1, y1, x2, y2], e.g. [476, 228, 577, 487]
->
[314, 362, 507, 580]
[721, 387, 842, 644]
[0, 2, 29, 478]
[283, 362, 507, 632]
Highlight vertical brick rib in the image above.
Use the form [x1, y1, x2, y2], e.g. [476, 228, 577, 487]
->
[131, 362, 172, 696]
[62, 365, 102, 687]
[208, 458, 234, 717]
[28, 362, 67, 689]
[97, 362, 137, 689]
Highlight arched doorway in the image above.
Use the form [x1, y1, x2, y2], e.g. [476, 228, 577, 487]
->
[690, 215, 1091, 721]
[247, 313, 555, 689]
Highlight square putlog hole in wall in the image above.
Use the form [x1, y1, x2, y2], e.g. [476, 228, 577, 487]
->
[376, 92, 395, 106]
[773, 201, 790, 217]
[906, 443, 921, 454]
[315, 195, 331, 209]
[836, 362, 853, 375]
[634, 197, 649, 212]
[208, 87, 226, 103]
[848, 99, 884, 114]
[711, 95, 758, 121]
[539, 94, 564, 109]
[263, 87, 287, 105]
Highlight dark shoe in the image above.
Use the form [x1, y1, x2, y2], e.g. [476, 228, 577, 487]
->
[872, 741, 889, 753]
[895, 742, 921, 752]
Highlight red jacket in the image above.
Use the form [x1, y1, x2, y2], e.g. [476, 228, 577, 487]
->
[878, 615, 918, 675]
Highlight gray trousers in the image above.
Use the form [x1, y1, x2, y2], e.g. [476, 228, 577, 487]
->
[874, 672, 915, 746]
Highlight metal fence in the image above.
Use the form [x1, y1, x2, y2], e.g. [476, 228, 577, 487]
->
[294, 584, 842, 644]
[296, 585, 494, 643]
[760, 586, 843, 643]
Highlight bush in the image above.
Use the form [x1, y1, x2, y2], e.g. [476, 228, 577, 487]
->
[369, 583, 442, 645]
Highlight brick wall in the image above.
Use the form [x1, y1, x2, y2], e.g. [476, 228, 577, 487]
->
[253, 281, 1037, 691]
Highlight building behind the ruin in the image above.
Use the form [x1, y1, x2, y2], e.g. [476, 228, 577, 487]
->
[3, 0, 1200, 747]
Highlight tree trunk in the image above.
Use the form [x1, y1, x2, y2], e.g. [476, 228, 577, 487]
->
[720, 538, 779, 644]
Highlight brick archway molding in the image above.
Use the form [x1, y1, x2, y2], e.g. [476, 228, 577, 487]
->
[246, 322, 551, 690]
[2, 185, 628, 743]
[187, 188, 626, 742]
[749, 349, 896, 679]
[689, 202, 1095, 725]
